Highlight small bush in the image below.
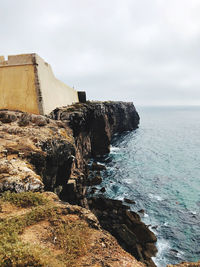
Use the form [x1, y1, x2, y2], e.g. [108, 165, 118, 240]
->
[1, 191, 48, 208]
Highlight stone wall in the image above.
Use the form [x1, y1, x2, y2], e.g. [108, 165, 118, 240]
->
[0, 60, 40, 114]
[0, 53, 79, 115]
[35, 54, 79, 114]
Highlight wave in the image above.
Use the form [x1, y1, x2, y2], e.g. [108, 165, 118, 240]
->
[149, 193, 164, 201]
[153, 239, 171, 267]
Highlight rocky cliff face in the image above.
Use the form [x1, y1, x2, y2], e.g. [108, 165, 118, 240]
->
[50, 101, 139, 157]
[88, 197, 157, 267]
[49, 101, 139, 206]
[0, 102, 159, 267]
[0, 102, 139, 202]
[0, 103, 197, 267]
[0, 110, 76, 195]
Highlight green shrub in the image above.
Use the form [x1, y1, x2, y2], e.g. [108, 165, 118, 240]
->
[1, 191, 48, 208]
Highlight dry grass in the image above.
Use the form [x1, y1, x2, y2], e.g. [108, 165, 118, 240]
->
[51, 218, 89, 265]
[0, 192, 90, 266]
[1, 191, 48, 208]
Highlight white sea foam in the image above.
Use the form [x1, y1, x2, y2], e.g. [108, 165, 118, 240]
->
[149, 193, 163, 201]
[153, 238, 171, 267]
[110, 146, 120, 151]
[96, 161, 105, 166]
[110, 146, 120, 154]
[177, 251, 184, 258]
[191, 210, 197, 215]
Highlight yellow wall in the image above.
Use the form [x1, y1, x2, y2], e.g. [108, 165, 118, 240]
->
[0, 65, 40, 114]
[35, 55, 79, 114]
[0, 53, 80, 115]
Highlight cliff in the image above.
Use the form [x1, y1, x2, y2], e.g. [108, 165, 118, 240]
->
[50, 101, 140, 205]
[0, 102, 158, 266]
[0, 191, 144, 267]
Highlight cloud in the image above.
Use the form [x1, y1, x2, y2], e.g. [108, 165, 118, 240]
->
[0, 0, 200, 106]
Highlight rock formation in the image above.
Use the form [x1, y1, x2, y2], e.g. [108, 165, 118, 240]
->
[50, 101, 139, 204]
[0, 101, 160, 266]
[0, 109, 75, 195]
[88, 197, 157, 267]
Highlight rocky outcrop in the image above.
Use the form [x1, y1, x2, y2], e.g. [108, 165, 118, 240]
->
[0, 102, 156, 266]
[50, 101, 139, 205]
[0, 110, 76, 196]
[50, 101, 140, 157]
[0, 102, 139, 203]
[88, 197, 157, 267]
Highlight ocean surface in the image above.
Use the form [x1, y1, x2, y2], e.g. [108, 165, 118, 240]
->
[95, 106, 200, 266]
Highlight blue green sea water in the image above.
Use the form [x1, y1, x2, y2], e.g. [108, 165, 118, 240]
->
[96, 106, 200, 266]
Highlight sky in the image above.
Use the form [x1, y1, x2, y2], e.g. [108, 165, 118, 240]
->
[0, 0, 200, 106]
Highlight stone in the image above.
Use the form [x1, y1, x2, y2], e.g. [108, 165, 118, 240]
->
[91, 162, 106, 171]
[88, 197, 157, 266]
[18, 113, 31, 126]
[113, 223, 138, 247]
[138, 209, 145, 214]
[144, 243, 158, 258]
[125, 210, 141, 223]
[100, 187, 106, 193]
[89, 175, 103, 186]
[31, 114, 48, 126]
[90, 187, 97, 194]
[0, 111, 17, 123]
[124, 198, 136, 204]
[131, 223, 157, 244]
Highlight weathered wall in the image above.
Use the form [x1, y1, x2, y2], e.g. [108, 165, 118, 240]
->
[0, 53, 79, 115]
[35, 55, 79, 114]
[0, 63, 40, 114]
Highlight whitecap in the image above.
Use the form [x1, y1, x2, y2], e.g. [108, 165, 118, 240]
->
[153, 239, 171, 267]
[177, 251, 184, 258]
[96, 161, 106, 166]
[190, 210, 197, 215]
[149, 193, 163, 201]
[110, 146, 120, 152]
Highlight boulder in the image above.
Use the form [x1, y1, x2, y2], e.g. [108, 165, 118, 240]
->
[91, 162, 106, 171]
[124, 197, 136, 204]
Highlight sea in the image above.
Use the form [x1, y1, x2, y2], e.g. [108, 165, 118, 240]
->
[94, 106, 200, 267]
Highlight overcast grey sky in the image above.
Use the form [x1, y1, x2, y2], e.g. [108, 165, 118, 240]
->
[0, 0, 200, 106]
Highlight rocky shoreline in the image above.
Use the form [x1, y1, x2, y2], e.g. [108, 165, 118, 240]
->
[0, 101, 196, 266]
[50, 102, 157, 266]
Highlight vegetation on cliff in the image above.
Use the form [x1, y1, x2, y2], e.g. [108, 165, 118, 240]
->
[0, 102, 154, 266]
[0, 191, 144, 267]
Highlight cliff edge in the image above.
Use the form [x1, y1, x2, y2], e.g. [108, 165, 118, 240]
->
[0, 101, 159, 266]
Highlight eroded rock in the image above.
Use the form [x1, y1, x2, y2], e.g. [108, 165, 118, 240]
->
[88, 197, 157, 267]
